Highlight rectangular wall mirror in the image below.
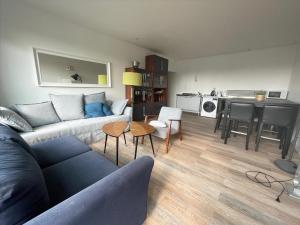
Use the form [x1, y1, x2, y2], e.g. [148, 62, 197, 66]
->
[33, 48, 111, 87]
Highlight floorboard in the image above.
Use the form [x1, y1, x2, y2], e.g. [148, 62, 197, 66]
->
[91, 113, 300, 225]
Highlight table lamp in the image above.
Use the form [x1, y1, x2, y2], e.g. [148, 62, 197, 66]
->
[123, 72, 142, 103]
[98, 74, 107, 85]
[123, 72, 142, 86]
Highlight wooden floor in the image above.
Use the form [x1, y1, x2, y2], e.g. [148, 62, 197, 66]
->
[91, 113, 300, 225]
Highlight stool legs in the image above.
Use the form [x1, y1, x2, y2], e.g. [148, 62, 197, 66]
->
[246, 122, 253, 150]
[224, 120, 232, 144]
[255, 122, 264, 152]
[214, 112, 223, 133]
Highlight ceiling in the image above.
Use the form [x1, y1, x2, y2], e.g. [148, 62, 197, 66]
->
[24, 0, 300, 60]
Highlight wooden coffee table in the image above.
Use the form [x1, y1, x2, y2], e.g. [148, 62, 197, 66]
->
[130, 122, 156, 159]
[103, 121, 128, 165]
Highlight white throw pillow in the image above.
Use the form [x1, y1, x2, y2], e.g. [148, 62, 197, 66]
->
[0, 107, 33, 132]
[50, 94, 84, 121]
[149, 120, 167, 128]
[111, 99, 128, 115]
[15, 102, 60, 127]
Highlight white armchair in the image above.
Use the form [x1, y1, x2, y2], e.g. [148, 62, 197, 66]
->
[143, 107, 183, 153]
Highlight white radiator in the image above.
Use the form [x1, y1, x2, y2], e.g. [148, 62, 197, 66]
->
[176, 95, 201, 115]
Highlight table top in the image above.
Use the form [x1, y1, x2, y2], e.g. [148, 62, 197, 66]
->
[220, 98, 300, 107]
[130, 122, 156, 137]
[103, 121, 129, 137]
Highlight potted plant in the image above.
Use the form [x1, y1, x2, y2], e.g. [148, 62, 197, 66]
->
[255, 90, 266, 101]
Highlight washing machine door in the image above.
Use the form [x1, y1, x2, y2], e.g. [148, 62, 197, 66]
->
[203, 101, 216, 112]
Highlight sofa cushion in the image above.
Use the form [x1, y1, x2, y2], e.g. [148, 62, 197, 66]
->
[15, 102, 60, 127]
[0, 139, 49, 225]
[111, 99, 128, 115]
[0, 124, 35, 158]
[102, 103, 113, 116]
[20, 114, 131, 145]
[50, 94, 84, 121]
[84, 102, 105, 118]
[43, 151, 118, 206]
[31, 136, 91, 169]
[84, 92, 105, 104]
[0, 106, 33, 132]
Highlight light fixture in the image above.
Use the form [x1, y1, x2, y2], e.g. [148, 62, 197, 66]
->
[98, 74, 107, 85]
[122, 72, 142, 86]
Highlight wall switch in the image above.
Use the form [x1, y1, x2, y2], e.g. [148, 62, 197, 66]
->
[66, 65, 74, 71]
[194, 75, 198, 82]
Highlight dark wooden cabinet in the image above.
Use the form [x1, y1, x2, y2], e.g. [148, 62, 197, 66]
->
[125, 55, 168, 121]
[146, 55, 168, 75]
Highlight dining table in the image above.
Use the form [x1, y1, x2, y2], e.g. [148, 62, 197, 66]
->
[219, 97, 300, 158]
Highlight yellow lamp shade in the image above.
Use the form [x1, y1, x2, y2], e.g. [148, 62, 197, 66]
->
[122, 72, 142, 86]
[98, 74, 107, 85]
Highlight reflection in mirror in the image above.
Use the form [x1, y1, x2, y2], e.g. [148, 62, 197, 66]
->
[34, 49, 111, 87]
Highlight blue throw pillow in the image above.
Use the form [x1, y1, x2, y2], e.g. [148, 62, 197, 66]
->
[84, 102, 105, 118]
[102, 103, 113, 116]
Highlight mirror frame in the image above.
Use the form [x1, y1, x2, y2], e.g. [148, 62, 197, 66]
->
[33, 48, 112, 88]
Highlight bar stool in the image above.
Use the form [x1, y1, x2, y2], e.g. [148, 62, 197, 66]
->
[255, 105, 298, 158]
[214, 99, 226, 133]
[224, 102, 255, 150]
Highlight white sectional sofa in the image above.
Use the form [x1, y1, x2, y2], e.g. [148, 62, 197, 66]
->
[21, 107, 132, 145]
[0, 92, 132, 145]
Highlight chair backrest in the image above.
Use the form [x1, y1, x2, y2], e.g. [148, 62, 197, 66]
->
[262, 105, 298, 128]
[229, 102, 254, 123]
[158, 107, 182, 131]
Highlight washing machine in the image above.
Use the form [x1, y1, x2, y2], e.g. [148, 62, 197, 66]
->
[201, 96, 218, 118]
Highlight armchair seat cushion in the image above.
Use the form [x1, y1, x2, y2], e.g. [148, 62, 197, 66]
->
[31, 136, 91, 169]
[149, 120, 167, 128]
[153, 126, 178, 139]
[43, 151, 118, 206]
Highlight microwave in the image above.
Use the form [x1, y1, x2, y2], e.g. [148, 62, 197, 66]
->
[267, 90, 288, 99]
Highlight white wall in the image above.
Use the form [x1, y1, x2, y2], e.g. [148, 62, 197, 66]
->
[0, 0, 153, 106]
[288, 45, 300, 103]
[287, 45, 300, 153]
[169, 46, 297, 107]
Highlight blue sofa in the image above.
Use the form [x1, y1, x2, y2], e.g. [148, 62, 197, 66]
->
[0, 124, 154, 225]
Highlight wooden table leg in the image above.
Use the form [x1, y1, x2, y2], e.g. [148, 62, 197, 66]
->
[149, 134, 155, 157]
[104, 134, 108, 153]
[116, 137, 119, 166]
[134, 136, 139, 159]
[123, 132, 127, 145]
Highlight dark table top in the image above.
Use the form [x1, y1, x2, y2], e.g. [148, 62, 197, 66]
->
[219, 98, 300, 107]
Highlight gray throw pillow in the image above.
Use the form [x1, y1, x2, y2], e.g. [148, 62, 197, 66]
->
[111, 99, 128, 115]
[0, 107, 33, 132]
[50, 94, 84, 121]
[15, 102, 60, 127]
[84, 92, 106, 104]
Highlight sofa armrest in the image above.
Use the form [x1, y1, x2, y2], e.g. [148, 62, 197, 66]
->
[123, 106, 132, 121]
[25, 156, 154, 225]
